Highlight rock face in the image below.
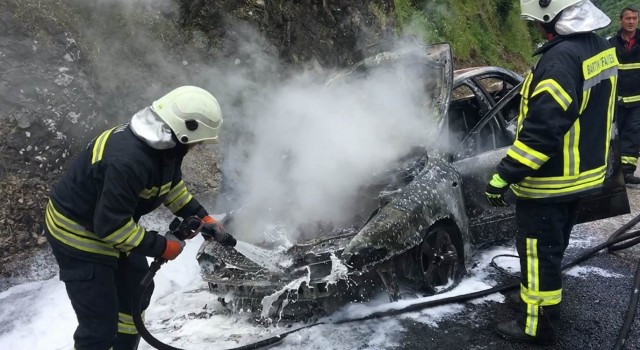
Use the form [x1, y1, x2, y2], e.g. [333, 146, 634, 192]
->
[179, 0, 396, 66]
[0, 2, 100, 278]
[0, 0, 395, 284]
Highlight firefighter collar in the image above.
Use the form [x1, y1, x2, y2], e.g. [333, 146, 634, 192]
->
[130, 106, 177, 150]
[555, 0, 610, 35]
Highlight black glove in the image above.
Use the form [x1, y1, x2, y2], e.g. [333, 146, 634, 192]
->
[201, 215, 237, 247]
[169, 216, 202, 240]
[217, 232, 237, 247]
[485, 173, 509, 207]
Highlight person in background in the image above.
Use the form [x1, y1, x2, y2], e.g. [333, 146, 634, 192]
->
[484, 0, 617, 345]
[610, 6, 640, 184]
[44, 85, 236, 350]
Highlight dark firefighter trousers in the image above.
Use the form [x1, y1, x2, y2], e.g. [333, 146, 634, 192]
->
[50, 244, 154, 350]
[617, 104, 640, 174]
[515, 199, 582, 337]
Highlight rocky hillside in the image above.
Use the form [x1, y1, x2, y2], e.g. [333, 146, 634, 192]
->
[0, 0, 535, 282]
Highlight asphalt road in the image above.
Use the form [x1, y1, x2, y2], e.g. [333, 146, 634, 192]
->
[392, 185, 640, 350]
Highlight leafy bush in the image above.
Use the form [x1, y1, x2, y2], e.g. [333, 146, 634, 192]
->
[393, 0, 534, 71]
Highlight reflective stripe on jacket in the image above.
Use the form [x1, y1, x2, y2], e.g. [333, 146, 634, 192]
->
[47, 124, 206, 264]
[609, 30, 640, 106]
[497, 33, 618, 200]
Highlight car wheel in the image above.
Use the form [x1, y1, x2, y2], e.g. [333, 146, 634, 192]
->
[414, 222, 463, 295]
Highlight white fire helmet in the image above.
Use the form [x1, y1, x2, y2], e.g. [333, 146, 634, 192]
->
[520, 0, 583, 23]
[151, 86, 223, 144]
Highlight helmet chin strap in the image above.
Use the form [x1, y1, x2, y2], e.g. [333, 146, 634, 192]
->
[167, 133, 191, 158]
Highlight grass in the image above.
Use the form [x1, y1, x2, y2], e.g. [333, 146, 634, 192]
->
[393, 0, 535, 71]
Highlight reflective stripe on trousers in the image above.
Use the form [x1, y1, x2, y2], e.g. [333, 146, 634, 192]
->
[515, 199, 581, 336]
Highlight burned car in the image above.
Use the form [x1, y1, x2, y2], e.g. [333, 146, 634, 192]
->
[197, 43, 630, 320]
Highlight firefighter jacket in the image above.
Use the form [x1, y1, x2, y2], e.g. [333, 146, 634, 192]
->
[497, 33, 618, 201]
[609, 29, 640, 107]
[46, 112, 208, 266]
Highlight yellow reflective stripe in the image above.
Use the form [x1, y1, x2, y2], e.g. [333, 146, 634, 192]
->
[114, 225, 145, 251]
[618, 62, 640, 70]
[583, 48, 618, 91]
[164, 180, 194, 213]
[517, 73, 534, 138]
[104, 219, 145, 251]
[119, 312, 134, 324]
[159, 182, 172, 196]
[164, 180, 187, 204]
[507, 140, 549, 170]
[139, 182, 172, 199]
[139, 187, 159, 199]
[47, 202, 95, 238]
[167, 193, 193, 213]
[531, 79, 572, 111]
[526, 238, 539, 292]
[519, 165, 606, 186]
[166, 186, 188, 206]
[606, 76, 616, 164]
[622, 156, 638, 166]
[579, 89, 590, 114]
[46, 201, 119, 257]
[512, 175, 605, 199]
[525, 238, 540, 336]
[91, 128, 116, 164]
[583, 48, 618, 79]
[621, 95, 640, 103]
[521, 285, 562, 337]
[118, 312, 138, 335]
[562, 119, 580, 177]
[525, 303, 539, 337]
[520, 285, 562, 306]
[512, 180, 603, 198]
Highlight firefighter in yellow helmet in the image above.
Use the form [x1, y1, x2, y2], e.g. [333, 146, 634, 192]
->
[44, 86, 236, 350]
[485, 0, 617, 345]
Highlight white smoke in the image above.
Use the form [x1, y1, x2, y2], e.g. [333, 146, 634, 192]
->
[56, 0, 444, 244]
[209, 42, 441, 243]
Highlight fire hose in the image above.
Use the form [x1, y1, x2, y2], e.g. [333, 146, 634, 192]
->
[134, 213, 640, 350]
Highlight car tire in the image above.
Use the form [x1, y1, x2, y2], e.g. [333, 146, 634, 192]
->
[412, 221, 464, 295]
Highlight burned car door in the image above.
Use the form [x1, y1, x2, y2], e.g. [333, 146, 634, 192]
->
[450, 83, 520, 244]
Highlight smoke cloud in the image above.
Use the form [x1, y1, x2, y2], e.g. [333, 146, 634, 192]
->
[56, 0, 444, 244]
[200, 39, 442, 244]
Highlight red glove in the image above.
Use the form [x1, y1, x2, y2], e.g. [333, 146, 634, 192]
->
[201, 215, 224, 237]
[201, 215, 236, 247]
[161, 233, 185, 260]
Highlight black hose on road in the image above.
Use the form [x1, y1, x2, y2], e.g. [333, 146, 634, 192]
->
[132, 258, 183, 350]
[133, 214, 640, 350]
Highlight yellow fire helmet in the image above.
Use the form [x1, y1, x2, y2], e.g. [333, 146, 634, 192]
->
[151, 86, 223, 144]
[520, 0, 582, 23]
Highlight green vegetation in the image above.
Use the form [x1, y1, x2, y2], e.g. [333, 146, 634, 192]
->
[391, 0, 637, 70]
[393, 0, 536, 71]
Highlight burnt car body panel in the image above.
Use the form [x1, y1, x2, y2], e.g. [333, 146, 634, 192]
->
[197, 43, 630, 319]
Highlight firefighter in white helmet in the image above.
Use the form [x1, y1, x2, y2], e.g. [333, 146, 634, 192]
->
[45, 86, 235, 350]
[485, 1, 616, 345]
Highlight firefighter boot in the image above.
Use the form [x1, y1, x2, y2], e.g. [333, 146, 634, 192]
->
[113, 333, 141, 350]
[624, 173, 640, 185]
[496, 304, 559, 346]
[623, 165, 640, 185]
